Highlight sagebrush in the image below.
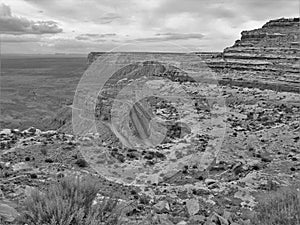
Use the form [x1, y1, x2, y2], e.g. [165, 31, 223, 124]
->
[252, 185, 300, 225]
[18, 176, 123, 225]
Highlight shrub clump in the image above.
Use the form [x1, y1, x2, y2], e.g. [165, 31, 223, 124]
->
[75, 158, 88, 167]
[18, 176, 122, 225]
[252, 185, 300, 225]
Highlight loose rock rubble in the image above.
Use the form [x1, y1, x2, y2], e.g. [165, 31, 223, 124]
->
[1, 84, 299, 224]
[1, 17, 299, 225]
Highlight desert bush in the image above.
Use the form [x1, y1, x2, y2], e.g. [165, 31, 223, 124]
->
[252, 185, 300, 225]
[40, 147, 47, 156]
[75, 158, 88, 167]
[18, 176, 122, 225]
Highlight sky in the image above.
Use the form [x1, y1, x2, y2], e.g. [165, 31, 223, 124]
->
[0, 0, 299, 54]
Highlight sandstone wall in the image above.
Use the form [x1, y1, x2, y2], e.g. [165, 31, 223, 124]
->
[87, 18, 299, 93]
[208, 18, 300, 93]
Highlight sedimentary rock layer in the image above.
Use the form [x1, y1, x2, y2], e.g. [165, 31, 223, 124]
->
[208, 18, 300, 93]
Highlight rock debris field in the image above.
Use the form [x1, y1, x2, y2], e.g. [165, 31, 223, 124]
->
[0, 18, 299, 225]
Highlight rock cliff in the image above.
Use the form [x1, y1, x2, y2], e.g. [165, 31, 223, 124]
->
[208, 17, 300, 92]
[88, 19, 299, 92]
[42, 17, 299, 134]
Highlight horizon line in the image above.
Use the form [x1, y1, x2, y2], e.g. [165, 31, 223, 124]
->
[1, 51, 222, 56]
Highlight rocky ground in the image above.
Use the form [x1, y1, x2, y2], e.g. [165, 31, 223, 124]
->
[1, 84, 299, 224]
[0, 17, 299, 225]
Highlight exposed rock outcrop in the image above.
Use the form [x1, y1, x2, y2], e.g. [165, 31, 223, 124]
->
[42, 18, 300, 137]
[1, 85, 300, 224]
[208, 17, 300, 93]
[87, 52, 218, 66]
[88, 18, 299, 93]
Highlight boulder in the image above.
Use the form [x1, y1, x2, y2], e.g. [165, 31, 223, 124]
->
[186, 199, 200, 216]
[154, 200, 170, 213]
[0, 202, 19, 222]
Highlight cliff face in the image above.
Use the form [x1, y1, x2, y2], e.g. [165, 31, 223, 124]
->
[87, 52, 219, 65]
[87, 52, 106, 64]
[88, 19, 299, 92]
[208, 18, 300, 92]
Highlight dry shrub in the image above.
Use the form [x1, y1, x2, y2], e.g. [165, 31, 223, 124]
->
[252, 185, 300, 225]
[18, 176, 122, 225]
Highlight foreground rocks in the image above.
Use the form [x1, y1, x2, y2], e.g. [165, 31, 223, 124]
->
[1, 84, 299, 224]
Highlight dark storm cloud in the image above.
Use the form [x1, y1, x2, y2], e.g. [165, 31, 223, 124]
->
[134, 33, 204, 42]
[0, 4, 63, 35]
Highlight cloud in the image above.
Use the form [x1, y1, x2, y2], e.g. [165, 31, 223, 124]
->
[75, 33, 116, 40]
[97, 13, 121, 24]
[23, 0, 126, 25]
[2, 0, 299, 54]
[0, 3, 63, 35]
[1, 34, 41, 42]
[134, 33, 204, 42]
[48, 37, 118, 53]
[0, 3, 11, 16]
[233, 0, 299, 20]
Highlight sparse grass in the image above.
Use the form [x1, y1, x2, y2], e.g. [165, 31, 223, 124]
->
[17, 176, 123, 225]
[252, 185, 300, 225]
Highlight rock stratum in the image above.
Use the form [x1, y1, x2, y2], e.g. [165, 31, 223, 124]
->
[208, 17, 300, 93]
[87, 18, 300, 93]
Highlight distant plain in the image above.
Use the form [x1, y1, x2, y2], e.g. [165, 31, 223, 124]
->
[0, 56, 87, 129]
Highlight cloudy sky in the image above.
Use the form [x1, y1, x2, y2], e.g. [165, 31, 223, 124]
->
[0, 0, 299, 54]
